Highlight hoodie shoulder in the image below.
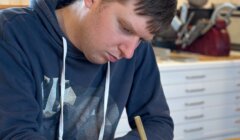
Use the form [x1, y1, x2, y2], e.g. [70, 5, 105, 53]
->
[0, 7, 35, 40]
[0, 7, 34, 25]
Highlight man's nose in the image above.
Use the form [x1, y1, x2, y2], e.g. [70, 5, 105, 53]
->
[119, 37, 140, 59]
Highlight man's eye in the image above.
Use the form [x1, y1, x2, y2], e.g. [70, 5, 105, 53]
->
[139, 38, 146, 43]
[122, 26, 132, 34]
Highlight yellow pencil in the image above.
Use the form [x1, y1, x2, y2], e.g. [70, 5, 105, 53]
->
[134, 116, 147, 140]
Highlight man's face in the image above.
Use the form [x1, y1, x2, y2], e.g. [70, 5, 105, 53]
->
[78, 0, 153, 64]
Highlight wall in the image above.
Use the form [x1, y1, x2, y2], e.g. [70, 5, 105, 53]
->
[228, 14, 240, 44]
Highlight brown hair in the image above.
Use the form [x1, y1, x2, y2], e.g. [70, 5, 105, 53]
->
[58, 0, 177, 35]
[134, 0, 177, 34]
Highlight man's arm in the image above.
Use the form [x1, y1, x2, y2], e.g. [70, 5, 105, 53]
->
[0, 40, 46, 140]
[116, 42, 174, 140]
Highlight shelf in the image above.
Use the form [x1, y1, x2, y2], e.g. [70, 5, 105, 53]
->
[0, 4, 28, 9]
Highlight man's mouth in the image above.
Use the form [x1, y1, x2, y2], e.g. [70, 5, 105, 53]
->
[107, 53, 119, 62]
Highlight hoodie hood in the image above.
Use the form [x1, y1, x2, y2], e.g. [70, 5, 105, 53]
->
[30, 0, 63, 45]
[30, 0, 85, 58]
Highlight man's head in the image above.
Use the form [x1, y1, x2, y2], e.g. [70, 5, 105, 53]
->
[56, 0, 177, 64]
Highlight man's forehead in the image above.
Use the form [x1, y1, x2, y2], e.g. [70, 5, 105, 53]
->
[131, 19, 154, 41]
[106, 0, 154, 41]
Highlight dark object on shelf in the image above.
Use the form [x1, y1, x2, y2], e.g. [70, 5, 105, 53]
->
[187, 8, 213, 25]
[152, 41, 176, 51]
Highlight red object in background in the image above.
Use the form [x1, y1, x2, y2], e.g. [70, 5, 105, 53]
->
[179, 20, 231, 56]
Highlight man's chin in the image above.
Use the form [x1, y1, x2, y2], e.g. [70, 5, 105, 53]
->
[87, 57, 108, 65]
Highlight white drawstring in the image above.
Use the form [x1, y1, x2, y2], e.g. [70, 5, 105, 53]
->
[98, 61, 110, 140]
[58, 37, 110, 140]
[59, 37, 67, 140]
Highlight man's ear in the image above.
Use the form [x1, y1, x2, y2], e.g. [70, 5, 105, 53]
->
[84, 0, 95, 8]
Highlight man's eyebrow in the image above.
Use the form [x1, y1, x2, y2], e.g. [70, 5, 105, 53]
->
[119, 18, 137, 34]
[119, 18, 153, 42]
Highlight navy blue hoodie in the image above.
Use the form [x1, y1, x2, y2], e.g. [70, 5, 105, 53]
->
[0, 0, 173, 139]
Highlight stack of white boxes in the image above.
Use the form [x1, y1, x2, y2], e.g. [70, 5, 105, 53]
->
[159, 60, 240, 140]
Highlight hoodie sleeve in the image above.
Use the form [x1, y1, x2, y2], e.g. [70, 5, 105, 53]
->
[115, 42, 174, 140]
[0, 37, 46, 139]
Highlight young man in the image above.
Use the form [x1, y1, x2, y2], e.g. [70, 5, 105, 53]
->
[0, 0, 176, 139]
